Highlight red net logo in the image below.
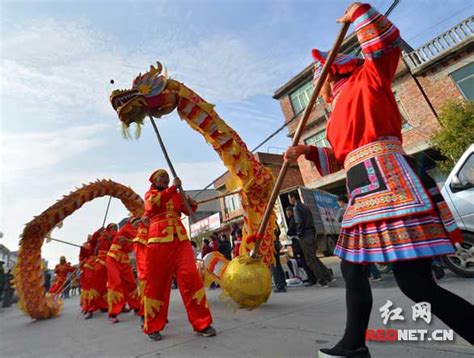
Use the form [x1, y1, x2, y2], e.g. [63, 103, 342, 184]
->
[366, 300, 454, 342]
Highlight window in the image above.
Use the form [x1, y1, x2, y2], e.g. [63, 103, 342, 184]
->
[457, 153, 474, 188]
[290, 81, 313, 115]
[224, 193, 241, 214]
[304, 130, 330, 148]
[451, 62, 474, 100]
[393, 91, 412, 130]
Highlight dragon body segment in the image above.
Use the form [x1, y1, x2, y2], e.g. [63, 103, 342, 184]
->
[16, 180, 144, 319]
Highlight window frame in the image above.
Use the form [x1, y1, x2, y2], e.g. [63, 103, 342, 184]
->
[304, 129, 330, 148]
[289, 81, 314, 116]
[450, 62, 474, 100]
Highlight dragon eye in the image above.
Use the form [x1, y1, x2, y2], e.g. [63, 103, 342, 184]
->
[149, 75, 167, 96]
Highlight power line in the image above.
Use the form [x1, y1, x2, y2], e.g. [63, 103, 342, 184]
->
[405, 4, 473, 43]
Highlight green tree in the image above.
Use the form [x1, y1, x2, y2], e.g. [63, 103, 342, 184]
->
[431, 99, 474, 174]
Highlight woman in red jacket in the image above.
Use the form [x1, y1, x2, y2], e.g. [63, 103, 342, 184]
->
[285, 3, 473, 356]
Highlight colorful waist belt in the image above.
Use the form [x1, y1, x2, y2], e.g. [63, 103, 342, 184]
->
[344, 137, 404, 171]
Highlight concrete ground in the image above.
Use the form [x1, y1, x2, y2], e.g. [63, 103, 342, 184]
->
[1, 257, 473, 358]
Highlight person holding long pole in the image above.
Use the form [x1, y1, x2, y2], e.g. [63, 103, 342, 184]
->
[284, 3, 473, 356]
[106, 217, 141, 324]
[48, 256, 75, 296]
[84, 224, 118, 318]
[142, 169, 215, 341]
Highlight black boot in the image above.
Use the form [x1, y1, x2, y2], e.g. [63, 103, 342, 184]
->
[319, 345, 370, 358]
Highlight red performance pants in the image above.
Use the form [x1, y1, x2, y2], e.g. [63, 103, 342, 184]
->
[84, 262, 108, 312]
[134, 242, 147, 316]
[80, 264, 94, 309]
[49, 276, 66, 295]
[143, 238, 212, 334]
[106, 256, 140, 316]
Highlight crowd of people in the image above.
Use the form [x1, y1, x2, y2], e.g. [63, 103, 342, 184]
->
[200, 228, 239, 261]
[0, 260, 15, 308]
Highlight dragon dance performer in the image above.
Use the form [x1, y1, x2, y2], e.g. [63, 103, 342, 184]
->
[133, 221, 148, 325]
[49, 256, 75, 295]
[79, 231, 99, 313]
[106, 217, 141, 323]
[285, 3, 474, 356]
[142, 169, 216, 341]
[83, 223, 117, 318]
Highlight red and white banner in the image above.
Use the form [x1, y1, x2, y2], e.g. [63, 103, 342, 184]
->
[190, 213, 220, 237]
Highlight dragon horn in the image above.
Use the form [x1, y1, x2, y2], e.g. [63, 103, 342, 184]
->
[156, 61, 163, 75]
[164, 67, 168, 80]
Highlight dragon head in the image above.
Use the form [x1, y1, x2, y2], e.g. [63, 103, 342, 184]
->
[109, 61, 180, 138]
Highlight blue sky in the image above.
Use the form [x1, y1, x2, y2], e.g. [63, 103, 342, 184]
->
[1, 0, 472, 266]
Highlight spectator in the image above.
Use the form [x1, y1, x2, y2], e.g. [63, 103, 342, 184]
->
[218, 234, 232, 260]
[285, 207, 317, 285]
[201, 239, 213, 259]
[62, 274, 72, 299]
[230, 223, 240, 251]
[71, 272, 80, 296]
[0, 260, 5, 301]
[43, 269, 51, 292]
[336, 194, 348, 223]
[288, 191, 333, 287]
[210, 233, 220, 252]
[272, 222, 287, 293]
[191, 241, 198, 258]
[2, 269, 15, 308]
[233, 229, 242, 258]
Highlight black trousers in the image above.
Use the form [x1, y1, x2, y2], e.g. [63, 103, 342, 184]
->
[338, 258, 474, 349]
[299, 232, 331, 284]
[272, 252, 287, 290]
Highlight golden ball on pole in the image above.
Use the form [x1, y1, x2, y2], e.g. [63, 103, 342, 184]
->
[220, 255, 272, 309]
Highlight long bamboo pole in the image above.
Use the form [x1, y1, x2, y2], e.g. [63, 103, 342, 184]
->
[149, 116, 196, 223]
[252, 22, 351, 257]
[195, 190, 241, 205]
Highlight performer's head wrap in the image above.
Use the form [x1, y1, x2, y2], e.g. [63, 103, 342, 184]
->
[106, 223, 118, 232]
[312, 49, 363, 82]
[129, 216, 141, 225]
[149, 169, 168, 184]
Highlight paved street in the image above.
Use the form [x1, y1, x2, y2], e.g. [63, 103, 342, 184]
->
[1, 257, 473, 358]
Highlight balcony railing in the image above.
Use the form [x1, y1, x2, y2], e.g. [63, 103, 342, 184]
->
[404, 16, 473, 71]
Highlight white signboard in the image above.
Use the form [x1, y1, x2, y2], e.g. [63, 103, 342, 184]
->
[190, 212, 221, 237]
